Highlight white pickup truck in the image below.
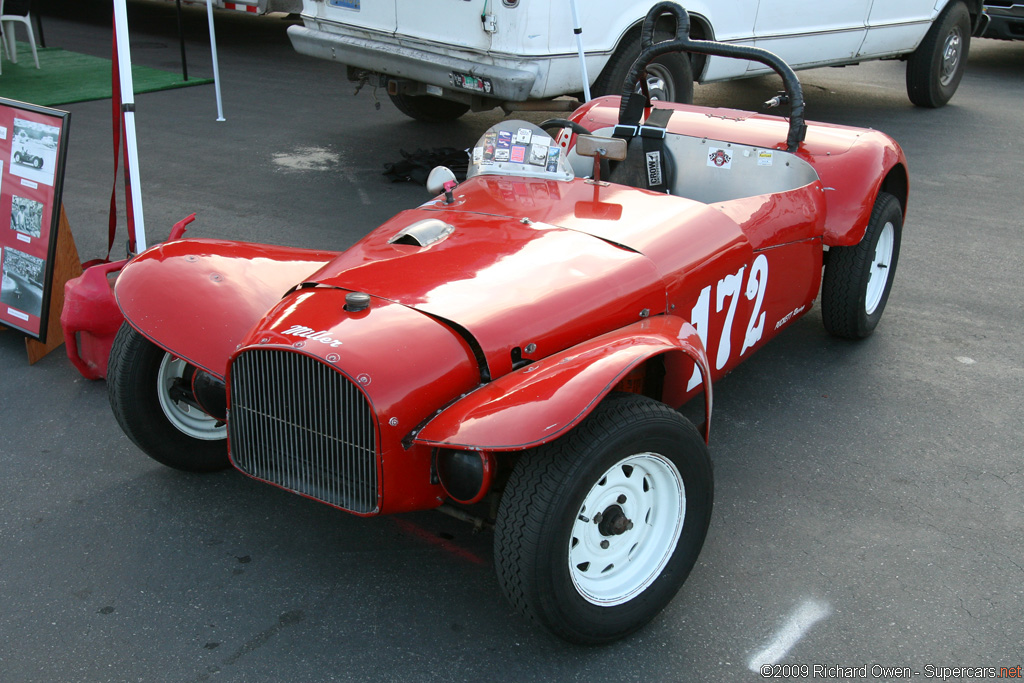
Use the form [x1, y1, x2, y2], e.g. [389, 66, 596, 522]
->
[288, 0, 987, 121]
[171, 0, 300, 15]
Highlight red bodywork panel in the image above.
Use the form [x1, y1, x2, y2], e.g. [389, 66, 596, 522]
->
[116, 239, 338, 378]
[413, 315, 712, 451]
[307, 199, 665, 380]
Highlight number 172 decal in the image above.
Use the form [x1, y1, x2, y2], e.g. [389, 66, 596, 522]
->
[687, 254, 769, 390]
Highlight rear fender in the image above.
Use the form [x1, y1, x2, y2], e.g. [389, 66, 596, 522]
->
[115, 238, 339, 378]
[811, 132, 909, 247]
[412, 315, 712, 452]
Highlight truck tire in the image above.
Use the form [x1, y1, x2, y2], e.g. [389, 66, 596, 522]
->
[906, 0, 971, 108]
[388, 91, 471, 123]
[494, 392, 713, 644]
[593, 30, 694, 104]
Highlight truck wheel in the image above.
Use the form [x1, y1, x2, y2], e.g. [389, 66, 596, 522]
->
[388, 91, 471, 123]
[108, 322, 229, 472]
[13, 152, 22, 164]
[906, 0, 970, 108]
[821, 192, 903, 339]
[593, 30, 694, 104]
[494, 393, 712, 644]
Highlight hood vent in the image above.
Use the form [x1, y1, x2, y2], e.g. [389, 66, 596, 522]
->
[388, 219, 454, 248]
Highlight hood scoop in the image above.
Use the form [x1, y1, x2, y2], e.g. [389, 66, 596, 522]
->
[388, 218, 454, 248]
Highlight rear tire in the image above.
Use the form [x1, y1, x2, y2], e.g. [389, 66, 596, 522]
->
[593, 30, 694, 104]
[108, 322, 230, 472]
[388, 90, 471, 122]
[821, 192, 903, 339]
[494, 393, 712, 644]
[906, 0, 970, 108]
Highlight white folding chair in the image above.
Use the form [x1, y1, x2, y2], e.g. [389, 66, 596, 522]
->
[0, 0, 40, 69]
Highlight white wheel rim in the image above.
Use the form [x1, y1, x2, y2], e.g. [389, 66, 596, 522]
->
[156, 354, 227, 441]
[865, 221, 895, 316]
[569, 452, 685, 606]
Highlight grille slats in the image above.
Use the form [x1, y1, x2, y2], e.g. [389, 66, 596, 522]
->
[229, 349, 378, 513]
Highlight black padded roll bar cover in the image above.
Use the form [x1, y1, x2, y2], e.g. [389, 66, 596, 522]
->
[619, 2, 808, 153]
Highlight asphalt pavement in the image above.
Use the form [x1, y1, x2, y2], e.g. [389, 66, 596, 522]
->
[1, 2, 1022, 681]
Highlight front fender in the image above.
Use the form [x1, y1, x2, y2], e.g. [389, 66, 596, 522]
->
[412, 315, 712, 452]
[115, 238, 338, 378]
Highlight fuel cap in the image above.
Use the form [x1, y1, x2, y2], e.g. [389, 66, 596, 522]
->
[345, 292, 371, 312]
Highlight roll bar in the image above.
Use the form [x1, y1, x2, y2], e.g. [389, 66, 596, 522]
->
[618, 2, 807, 153]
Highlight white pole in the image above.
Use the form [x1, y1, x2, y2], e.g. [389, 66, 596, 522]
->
[569, 0, 591, 102]
[112, 0, 147, 252]
[206, 0, 226, 121]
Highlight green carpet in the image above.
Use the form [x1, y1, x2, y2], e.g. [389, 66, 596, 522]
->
[0, 42, 213, 107]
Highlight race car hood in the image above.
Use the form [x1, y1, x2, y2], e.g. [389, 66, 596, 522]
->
[304, 181, 668, 379]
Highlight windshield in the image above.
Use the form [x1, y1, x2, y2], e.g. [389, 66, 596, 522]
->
[466, 120, 574, 183]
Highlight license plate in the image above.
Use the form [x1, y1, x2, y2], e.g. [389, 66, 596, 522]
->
[452, 72, 493, 94]
[328, 0, 360, 9]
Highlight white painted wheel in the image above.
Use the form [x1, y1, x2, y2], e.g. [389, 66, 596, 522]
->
[494, 393, 712, 644]
[822, 192, 903, 339]
[569, 452, 685, 606]
[157, 354, 226, 441]
[109, 323, 229, 472]
[865, 221, 895, 316]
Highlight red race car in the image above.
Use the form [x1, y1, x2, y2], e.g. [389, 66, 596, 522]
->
[107, 2, 906, 644]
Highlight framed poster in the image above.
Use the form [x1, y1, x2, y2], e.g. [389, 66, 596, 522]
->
[0, 98, 71, 340]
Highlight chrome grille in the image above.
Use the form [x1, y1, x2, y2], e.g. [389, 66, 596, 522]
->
[229, 349, 378, 513]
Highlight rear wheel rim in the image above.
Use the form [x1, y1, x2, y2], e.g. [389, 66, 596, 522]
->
[569, 452, 685, 606]
[645, 63, 675, 101]
[940, 27, 963, 87]
[865, 221, 895, 315]
[156, 354, 226, 440]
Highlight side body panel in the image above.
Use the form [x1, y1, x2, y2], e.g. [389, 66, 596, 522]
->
[571, 97, 908, 247]
[750, 0, 871, 72]
[859, 0, 942, 56]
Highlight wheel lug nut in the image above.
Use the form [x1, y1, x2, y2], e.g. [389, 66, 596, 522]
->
[617, 495, 627, 504]
[600, 540, 609, 549]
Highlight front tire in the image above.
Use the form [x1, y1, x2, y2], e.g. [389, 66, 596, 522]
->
[821, 192, 903, 339]
[108, 322, 229, 472]
[494, 393, 713, 644]
[906, 0, 970, 108]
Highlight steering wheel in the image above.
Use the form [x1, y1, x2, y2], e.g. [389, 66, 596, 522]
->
[540, 118, 591, 153]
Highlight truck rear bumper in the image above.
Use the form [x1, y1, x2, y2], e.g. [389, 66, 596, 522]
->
[287, 25, 539, 101]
